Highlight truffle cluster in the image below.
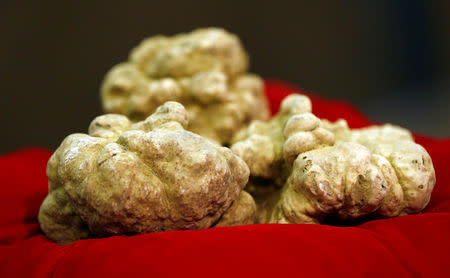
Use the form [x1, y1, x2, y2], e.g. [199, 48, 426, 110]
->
[231, 94, 435, 224]
[101, 28, 269, 144]
[39, 102, 255, 244]
[39, 28, 436, 244]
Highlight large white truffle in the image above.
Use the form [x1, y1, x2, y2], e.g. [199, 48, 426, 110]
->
[39, 102, 256, 245]
[101, 28, 269, 144]
[231, 94, 436, 224]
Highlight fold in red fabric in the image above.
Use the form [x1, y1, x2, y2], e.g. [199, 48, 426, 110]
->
[0, 80, 449, 277]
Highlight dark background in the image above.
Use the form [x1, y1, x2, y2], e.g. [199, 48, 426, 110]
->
[1, 0, 449, 153]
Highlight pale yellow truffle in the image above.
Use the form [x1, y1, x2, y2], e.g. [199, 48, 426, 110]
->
[322, 120, 436, 215]
[267, 142, 396, 223]
[232, 94, 435, 224]
[39, 101, 255, 245]
[101, 28, 269, 144]
[266, 134, 435, 224]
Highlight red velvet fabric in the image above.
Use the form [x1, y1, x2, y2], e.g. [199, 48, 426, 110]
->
[0, 80, 449, 277]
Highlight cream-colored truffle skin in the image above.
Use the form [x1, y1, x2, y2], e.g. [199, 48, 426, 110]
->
[264, 120, 435, 224]
[100, 63, 184, 120]
[323, 120, 436, 215]
[236, 95, 435, 224]
[101, 28, 269, 144]
[231, 94, 335, 184]
[39, 101, 254, 244]
[130, 28, 248, 78]
[267, 143, 388, 224]
[214, 191, 257, 227]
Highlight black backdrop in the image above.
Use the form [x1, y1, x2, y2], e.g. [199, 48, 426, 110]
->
[1, 0, 449, 153]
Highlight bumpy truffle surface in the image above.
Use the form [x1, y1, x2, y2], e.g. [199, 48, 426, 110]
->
[101, 28, 269, 144]
[231, 94, 335, 186]
[231, 94, 436, 224]
[39, 102, 255, 245]
[322, 120, 436, 215]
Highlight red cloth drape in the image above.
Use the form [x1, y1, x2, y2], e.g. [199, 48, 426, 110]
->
[0, 80, 449, 277]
